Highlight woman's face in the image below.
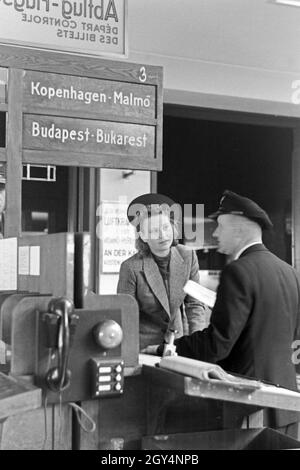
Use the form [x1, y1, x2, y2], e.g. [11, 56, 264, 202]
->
[139, 212, 174, 256]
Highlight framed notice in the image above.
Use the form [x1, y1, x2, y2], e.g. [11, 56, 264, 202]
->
[0, 0, 128, 58]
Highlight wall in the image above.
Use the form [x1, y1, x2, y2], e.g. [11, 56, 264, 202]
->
[127, 0, 300, 115]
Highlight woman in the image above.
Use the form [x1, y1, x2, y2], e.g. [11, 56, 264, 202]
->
[117, 193, 209, 352]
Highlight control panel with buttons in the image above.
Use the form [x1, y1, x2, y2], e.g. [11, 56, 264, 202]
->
[90, 358, 124, 397]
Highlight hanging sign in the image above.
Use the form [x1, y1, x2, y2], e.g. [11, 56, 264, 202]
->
[0, 0, 127, 58]
[23, 70, 156, 120]
[23, 114, 155, 158]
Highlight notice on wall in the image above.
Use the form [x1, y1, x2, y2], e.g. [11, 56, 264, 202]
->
[23, 114, 155, 158]
[0, 238, 17, 290]
[29, 246, 40, 276]
[100, 201, 136, 273]
[23, 71, 156, 120]
[0, 0, 127, 58]
[18, 246, 30, 275]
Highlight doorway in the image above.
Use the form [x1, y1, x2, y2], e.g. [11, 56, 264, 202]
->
[159, 106, 294, 276]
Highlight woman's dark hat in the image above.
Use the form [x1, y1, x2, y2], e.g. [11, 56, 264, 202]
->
[209, 190, 273, 230]
[127, 193, 177, 226]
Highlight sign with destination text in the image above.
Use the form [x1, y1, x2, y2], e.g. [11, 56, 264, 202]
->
[23, 114, 155, 158]
[23, 70, 156, 120]
[0, 0, 127, 58]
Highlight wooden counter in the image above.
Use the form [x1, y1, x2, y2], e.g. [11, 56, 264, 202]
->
[0, 373, 41, 420]
[143, 365, 300, 413]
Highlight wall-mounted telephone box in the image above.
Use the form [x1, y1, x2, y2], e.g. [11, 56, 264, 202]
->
[35, 294, 139, 404]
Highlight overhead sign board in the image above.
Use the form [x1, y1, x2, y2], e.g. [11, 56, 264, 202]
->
[0, 0, 127, 58]
[23, 114, 155, 158]
[23, 70, 156, 120]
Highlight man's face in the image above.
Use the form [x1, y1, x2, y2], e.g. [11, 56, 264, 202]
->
[213, 214, 240, 255]
[140, 213, 173, 255]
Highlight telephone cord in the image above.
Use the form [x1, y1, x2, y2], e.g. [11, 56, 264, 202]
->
[68, 402, 96, 433]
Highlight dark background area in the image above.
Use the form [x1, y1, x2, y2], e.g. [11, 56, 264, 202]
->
[22, 166, 69, 234]
[0, 112, 5, 147]
[158, 114, 293, 264]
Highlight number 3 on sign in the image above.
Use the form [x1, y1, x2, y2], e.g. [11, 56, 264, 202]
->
[139, 66, 147, 83]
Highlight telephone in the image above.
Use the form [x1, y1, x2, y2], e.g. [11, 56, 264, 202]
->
[35, 297, 127, 403]
[44, 297, 78, 393]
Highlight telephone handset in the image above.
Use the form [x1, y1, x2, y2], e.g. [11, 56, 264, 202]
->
[45, 297, 78, 393]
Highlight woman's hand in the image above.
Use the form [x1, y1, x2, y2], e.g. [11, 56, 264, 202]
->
[141, 344, 160, 355]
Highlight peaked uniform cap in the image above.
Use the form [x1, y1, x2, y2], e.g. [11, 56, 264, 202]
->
[209, 190, 273, 230]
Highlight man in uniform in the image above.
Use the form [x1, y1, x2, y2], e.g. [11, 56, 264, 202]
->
[173, 190, 300, 437]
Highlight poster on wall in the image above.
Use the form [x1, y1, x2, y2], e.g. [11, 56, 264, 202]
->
[0, 237, 17, 290]
[0, 0, 127, 58]
[100, 201, 137, 273]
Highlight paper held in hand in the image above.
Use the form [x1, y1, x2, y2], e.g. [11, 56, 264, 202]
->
[184, 280, 217, 309]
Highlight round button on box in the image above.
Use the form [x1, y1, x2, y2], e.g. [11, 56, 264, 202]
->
[93, 320, 123, 349]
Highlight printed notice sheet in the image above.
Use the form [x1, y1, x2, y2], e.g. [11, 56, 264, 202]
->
[0, 237, 17, 290]
[18, 246, 30, 275]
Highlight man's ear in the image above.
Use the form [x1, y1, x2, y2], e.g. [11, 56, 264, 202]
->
[234, 225, 241, 236]
[236, 223, 246, 238]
